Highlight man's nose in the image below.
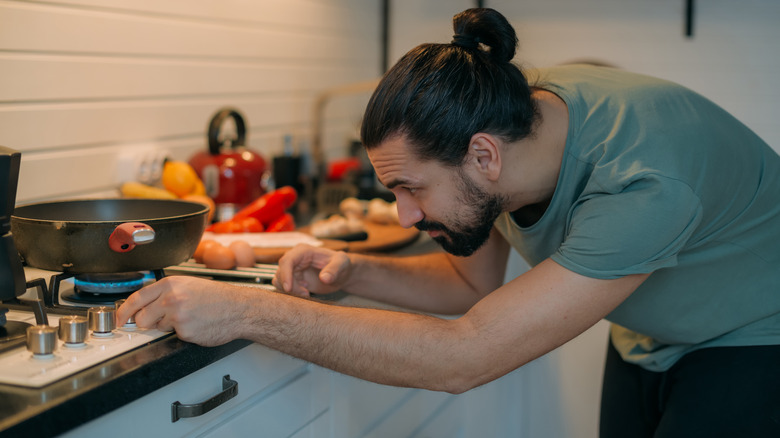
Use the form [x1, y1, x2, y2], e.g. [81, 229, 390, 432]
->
[394, 195, 424, 229]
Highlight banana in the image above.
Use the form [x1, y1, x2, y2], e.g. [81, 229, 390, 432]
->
[120, 181, 178, 199]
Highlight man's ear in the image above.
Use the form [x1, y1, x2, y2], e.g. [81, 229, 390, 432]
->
[468, 133, 502, 181]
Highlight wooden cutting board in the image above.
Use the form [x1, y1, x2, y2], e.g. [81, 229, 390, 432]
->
[345, 222, 420, 253]
[252, 222, 420, 263]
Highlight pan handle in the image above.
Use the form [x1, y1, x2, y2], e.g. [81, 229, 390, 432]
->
[108, 222, 155, 253]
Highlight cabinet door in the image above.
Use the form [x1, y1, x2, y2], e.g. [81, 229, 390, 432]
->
[199, 371, 329, 438]
[289, 412, 330, 438]
[409, 396, 464, 438]
[364, 388, 453, 438]
[60, 344, 309, 437]
[320, 365, 455, 438]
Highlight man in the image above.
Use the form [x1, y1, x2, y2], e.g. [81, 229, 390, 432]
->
[119, 8, 780, 437]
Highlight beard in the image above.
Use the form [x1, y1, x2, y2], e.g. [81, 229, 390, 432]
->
[414, 170, 508, 257]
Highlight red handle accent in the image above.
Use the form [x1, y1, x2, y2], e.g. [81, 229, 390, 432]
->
[108, 222, 155, 253]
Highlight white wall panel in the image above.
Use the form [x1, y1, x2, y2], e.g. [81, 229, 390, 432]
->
[0, 96, 307, 150]
[0, 2, 373, 61]
[1, 0, 382, 203]
[33, 0, 376, 35]
[0, 55, 373, 102]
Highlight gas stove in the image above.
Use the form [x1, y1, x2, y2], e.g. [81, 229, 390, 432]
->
[0, 267, 171, 388]
[0, 263, 277, 389]
[0, 309, 170, 388]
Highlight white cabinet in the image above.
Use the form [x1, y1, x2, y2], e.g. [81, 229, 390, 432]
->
[200, 370, 329, 438]
[325, 370, 453, 438]
[290, 412, 330, 438]
[60, 344, 328, 438]
[58, 343, 528, 438]
[408, 395, 463, 438]
[319, 365, 526, 438]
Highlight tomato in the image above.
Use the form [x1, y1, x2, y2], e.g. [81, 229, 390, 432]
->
[266, 213, 295, 232]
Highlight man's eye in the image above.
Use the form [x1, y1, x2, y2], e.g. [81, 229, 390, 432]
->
[406, 187, 417, 194]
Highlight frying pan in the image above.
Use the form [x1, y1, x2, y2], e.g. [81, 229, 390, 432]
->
[10, 199, 208, 273]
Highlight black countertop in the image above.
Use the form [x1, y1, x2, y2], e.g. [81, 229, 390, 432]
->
[0, 333, 252, 438]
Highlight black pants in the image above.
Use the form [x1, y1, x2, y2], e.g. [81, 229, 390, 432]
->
[600, 341, 780, 438]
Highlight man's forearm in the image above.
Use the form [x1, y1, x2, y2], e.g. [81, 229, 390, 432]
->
[341, 251, 483, 314]
[240, 288, 479, 393]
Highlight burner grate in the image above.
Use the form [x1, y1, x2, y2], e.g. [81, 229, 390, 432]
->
[0, 320, 32, 354]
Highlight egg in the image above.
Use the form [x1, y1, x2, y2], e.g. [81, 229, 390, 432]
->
[202, 243, 237, 270]
[193, 239, 219, 263]
[229, 240, 255, 268]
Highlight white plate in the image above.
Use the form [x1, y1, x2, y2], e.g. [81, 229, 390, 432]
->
[201, 231, 323, 248]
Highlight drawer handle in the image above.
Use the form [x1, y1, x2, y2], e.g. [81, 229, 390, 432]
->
[171, 374, 239, 422]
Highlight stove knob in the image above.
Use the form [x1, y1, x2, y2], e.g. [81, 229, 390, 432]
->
[114, 299, 135, 327]
[59, 315, 88, 345]
[88, 306, 116, 336]
[26, 325, 58, 356]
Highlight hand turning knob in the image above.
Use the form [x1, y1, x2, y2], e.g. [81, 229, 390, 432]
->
[114, 299, 135, 327]
[88, 306, 116, 337]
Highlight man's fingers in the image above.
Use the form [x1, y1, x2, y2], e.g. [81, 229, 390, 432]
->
[117, 286, 156, 326]
[131, 302, 166, 329]
[319, 251, 350, 285]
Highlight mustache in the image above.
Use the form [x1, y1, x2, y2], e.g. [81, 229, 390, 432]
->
[414, 220, 448, 232]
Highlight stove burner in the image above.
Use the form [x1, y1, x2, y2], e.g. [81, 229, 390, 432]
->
[0, 321, 32, 354]
[59, 272, 152, 306]
[60, 290, 133, 306]
[74, 273, 146, 294]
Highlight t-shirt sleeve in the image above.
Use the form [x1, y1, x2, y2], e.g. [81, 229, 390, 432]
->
[551, 175, 702, 279]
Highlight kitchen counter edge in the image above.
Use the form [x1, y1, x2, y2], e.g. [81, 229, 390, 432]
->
[0, 334, 252, 438]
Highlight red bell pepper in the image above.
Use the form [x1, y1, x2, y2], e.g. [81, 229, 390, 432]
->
[266, 213, 295, 232]
[232, 186, 298, 227]
[207, 216, 264, 233]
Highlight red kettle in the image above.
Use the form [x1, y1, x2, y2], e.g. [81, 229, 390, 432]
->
[189, 108, 268, 221]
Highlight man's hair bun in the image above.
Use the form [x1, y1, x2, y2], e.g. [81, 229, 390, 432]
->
[452, 8, 518, 64]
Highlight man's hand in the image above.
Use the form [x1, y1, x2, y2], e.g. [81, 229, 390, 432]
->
[116, 276, 249, 346]
[274, 243, 353, 297]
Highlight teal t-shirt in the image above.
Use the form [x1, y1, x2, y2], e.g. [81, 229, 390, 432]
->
[493, 64, 780, 371]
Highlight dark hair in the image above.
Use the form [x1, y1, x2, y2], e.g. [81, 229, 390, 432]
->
[360, 8, 539, 167]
